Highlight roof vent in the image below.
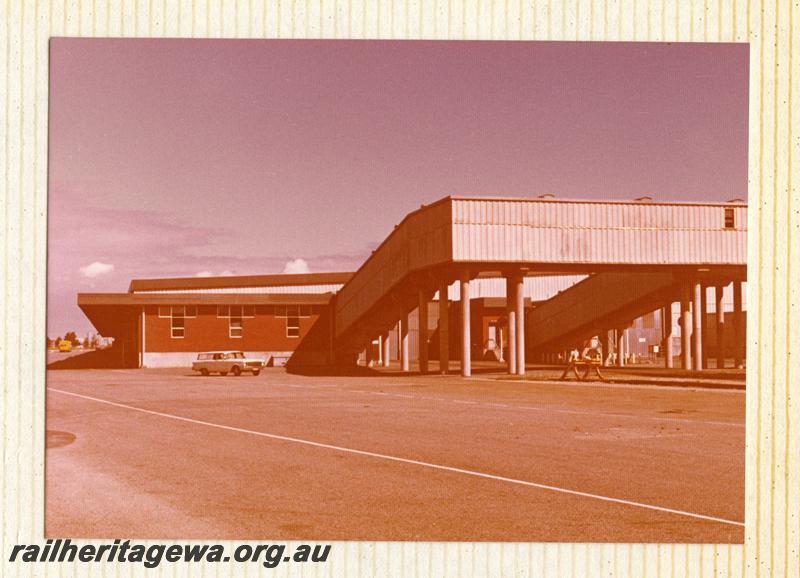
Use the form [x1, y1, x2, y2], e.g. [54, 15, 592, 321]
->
[727, 197, 745, 203]
[537, 193, 556, 199]
[634, 196, 653, 202]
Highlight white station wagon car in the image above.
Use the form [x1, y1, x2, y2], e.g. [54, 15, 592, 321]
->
[191, 351, 265, 376]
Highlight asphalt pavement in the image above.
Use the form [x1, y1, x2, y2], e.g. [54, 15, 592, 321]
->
[45, 366, 745, 542]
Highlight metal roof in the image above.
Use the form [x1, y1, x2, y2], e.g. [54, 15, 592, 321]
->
[133, 284, 346, 295]
[447, 194, 748, 207]
[127, 272, 353, 293]
[79, 292, 334, 306]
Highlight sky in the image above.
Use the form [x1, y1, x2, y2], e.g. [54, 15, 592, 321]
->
[47, 39, 749, 338]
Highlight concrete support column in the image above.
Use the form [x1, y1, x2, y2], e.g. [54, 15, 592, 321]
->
[733, 281, 743, 367]
[505, 276, 517, 375]
[498, 328, 504, 363]
[692, 282, 703, 371]
[616, 328, 625, 367]
[327, 304, 335, 365]
[460, 273, 472, 377]
[680, 285, 692, 371]
[700, 286, 708, 369]
[604, 330, 614, 367]
[365, 341, 374, 367]
[715, 285, 726, 369]
[382, 332, 391, 368]
[418, 290, 429, 374]
[400, 315, 410, 372]
[515, 275, 526, 376]
[438, 281, 450, 374]
[662, 305, 674, 369]
[140, 307, 146, 368]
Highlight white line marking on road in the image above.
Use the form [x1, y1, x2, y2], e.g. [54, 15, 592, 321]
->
[50, 387, 744, 528]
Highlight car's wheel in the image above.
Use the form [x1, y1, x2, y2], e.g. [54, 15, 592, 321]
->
[220, 371, 228, 376]
[200, 368, 209, 376]
[252, 369, 261, 376]
[231, 366, 241, 376]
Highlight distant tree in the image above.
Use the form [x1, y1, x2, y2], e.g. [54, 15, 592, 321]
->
[64, 331, 78, 346]
[46, 337, 53, 349]
[82, 337, 90, 348]
[90, 334, 99, 349]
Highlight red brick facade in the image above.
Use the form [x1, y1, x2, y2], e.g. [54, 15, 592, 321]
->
[143, 305, 326, 353]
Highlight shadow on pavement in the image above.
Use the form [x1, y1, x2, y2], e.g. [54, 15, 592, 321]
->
[47, 348, 122, 369]
[286, 364, 385, 377]
[285, 362, 521, 377]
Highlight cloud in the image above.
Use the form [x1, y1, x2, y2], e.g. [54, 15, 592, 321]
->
[282, 258, 311, 275]
[46, 195, 367, 336]
[79, 261, 114, 278]
[195, 270, 234, 277]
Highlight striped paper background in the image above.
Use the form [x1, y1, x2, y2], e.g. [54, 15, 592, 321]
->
[1, 1, 797, 576]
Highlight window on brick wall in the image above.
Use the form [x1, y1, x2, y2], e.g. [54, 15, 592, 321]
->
[286, 316, 300, 338]
[229, 315, 243, 338]
[161, 305, 196, 319]
[218, 305, 254, 319]
[275, 305, 312, 318]
[159, 306, 193, 338]
[171, 310, 185, 338]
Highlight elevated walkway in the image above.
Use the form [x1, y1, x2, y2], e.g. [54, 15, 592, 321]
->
[525, 272, 679, 353]
[332, 196, 747, 371]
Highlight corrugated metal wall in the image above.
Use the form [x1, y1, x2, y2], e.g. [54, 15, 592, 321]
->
[336, 198, 746, 343]
[443, 275, 588, 301]
[451, 198, 748, 265]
